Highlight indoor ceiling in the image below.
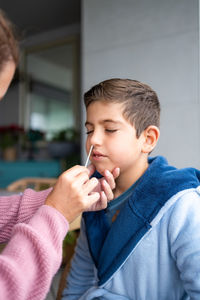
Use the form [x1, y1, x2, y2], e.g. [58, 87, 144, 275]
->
[0, 0, 80, 37]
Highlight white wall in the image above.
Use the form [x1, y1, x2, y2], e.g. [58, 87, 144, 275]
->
[81, 0, 199, 168]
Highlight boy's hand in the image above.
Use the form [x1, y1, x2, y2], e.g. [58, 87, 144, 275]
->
[87, 165, 120, 211]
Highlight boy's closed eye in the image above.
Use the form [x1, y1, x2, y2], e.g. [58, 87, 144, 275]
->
[85, 125, 93, 134]
[105, 129, 118, 133]
[86, 130, 93, 135]
[86, 128, 119, 135]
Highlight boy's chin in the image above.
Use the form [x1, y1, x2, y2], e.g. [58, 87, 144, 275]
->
[95, 165, 113, 176]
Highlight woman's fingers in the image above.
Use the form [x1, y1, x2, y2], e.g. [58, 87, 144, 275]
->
[100, 179, 113, 201]
[70, 171, 90, 189]
[87, 164, 96, 177]
[86, 191, 107, 211]
[62, 165, 89, 179]
[98, 168, 120, 201]
[99, 191, 107, 209]
[103, 168, 120, 190]
[86, 192, 101, 208]
[45, 165, 99, 222]
[112, 167, 120, 179]
[83, 177, 99, 194]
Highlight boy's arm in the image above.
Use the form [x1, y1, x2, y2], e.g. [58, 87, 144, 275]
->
[62, 218, 97, 300]
[169, 189, 200, 298]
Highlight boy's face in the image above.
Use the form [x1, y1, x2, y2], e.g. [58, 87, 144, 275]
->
[85, 101, 147, 176]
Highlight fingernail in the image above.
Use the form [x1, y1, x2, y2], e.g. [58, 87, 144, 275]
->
[103, 179, 107, 185]
[105, 170, 110, 176]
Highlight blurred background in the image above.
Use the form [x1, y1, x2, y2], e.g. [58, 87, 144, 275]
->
[0, 0, 199, 188]
[0, 1, 199, 298]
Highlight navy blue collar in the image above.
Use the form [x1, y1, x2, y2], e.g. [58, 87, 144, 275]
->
[83, 156, 200, 285]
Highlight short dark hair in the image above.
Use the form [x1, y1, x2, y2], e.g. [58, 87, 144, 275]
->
[84, 78, 160, 137]
[0, 9, 19, 71]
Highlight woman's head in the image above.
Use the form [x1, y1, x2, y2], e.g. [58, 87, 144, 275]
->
[0, 9, 19, 72]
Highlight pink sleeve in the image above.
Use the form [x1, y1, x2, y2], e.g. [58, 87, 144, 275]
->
[0, 190, 69, 300]
[0, 188, 52, 243]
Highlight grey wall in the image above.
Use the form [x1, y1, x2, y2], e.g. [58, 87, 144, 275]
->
[81, 0, 199, 168]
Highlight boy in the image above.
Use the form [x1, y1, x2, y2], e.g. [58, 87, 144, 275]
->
[62, 79, 200, 300]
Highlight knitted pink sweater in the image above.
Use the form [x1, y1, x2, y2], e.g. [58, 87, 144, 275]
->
[0, 188, 69, 300]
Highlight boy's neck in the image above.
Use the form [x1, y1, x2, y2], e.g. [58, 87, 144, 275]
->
[114, 156, 149, 198]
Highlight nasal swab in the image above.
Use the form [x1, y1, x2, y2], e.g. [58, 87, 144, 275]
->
[84, 145, 94, 167]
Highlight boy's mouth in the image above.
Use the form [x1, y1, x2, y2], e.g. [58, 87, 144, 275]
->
[92, 150, 106, 159]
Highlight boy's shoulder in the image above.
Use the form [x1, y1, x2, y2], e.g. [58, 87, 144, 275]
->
[151, 185, 200, 228]
[124, 155, 200, 225]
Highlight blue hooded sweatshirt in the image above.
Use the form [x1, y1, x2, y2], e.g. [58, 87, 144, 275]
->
[62, 156, 200, 300]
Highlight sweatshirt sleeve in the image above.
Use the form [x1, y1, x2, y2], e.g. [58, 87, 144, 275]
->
[169, 188, 200, 299]
[0, 205, 69, 300]
[0, 189, 69, 300]
[0, 188, 52, 243]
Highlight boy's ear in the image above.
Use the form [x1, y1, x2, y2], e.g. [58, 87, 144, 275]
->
[141, 126, 160, 154]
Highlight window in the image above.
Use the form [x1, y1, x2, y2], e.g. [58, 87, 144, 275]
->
[20, 38, 79, 141]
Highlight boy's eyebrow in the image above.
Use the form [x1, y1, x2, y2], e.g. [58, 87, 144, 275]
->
[85, 119, 122, 126]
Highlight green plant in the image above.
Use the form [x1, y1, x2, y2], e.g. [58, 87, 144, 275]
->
[0, 125, 24, 150]
[62, 230, 78, 264]
[48, 127, 80, 163]
[63, 231, 77, 246]
[51, 127, 79, 143]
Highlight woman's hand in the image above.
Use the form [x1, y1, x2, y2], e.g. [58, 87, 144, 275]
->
[45, 165, 119, 223]
[45, 165, 100, 222]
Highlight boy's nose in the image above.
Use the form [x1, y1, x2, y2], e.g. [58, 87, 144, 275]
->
[90, 130, 102, 146]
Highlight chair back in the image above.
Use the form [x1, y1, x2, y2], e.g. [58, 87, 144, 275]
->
[7, 177, 57, 192]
